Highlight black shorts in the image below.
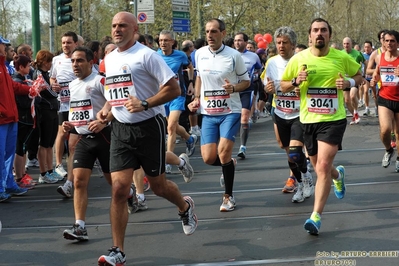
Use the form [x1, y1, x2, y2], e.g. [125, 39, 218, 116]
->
[38, 108, 58, 148]
[110, 114, 166, 176]
[274, 115, 304, 148]
[303, 118, 346, 156]
[239, 91, 253, 110]
[73, 127, 111, 173]
[16, 122, 34, 156]
[377, 95, 399, 113]
[58, 111, 68, 125]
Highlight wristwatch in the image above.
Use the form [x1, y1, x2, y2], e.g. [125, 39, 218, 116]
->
[141, 100, 149, 111]
[291, 77, 299, 87]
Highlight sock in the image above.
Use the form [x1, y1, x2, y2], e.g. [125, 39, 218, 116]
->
[129, 187, 133, 197]
[187, 136, 194, 144]
[137, 193, 145, 201]
[65, 180, 73, 187]
[48, 169, 53, 174]
[76, 219, 85, 228]
[211, 156, 222, 166]
[387, 147, 394, 153]
[335, 170, 342, 181]
[397, 156, 399, 161]
[178, 158, 185, 168]
[222, 159, 235, 195]
[41, 172, 47, 176]
[240, 123, 249, 146]
[310, 212, 321, 221]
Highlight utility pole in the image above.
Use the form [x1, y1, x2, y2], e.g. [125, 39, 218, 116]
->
[31, 0, 41, 57]
[50, 0, 55, 53]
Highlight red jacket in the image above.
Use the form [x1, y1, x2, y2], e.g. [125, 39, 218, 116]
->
[0, 55, 31, 125]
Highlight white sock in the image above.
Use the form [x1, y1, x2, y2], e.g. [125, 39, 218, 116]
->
[65, 180, 73, 187]
[76, 220, 85, 228]
[137, 193, 145, 201]
[178, 158, 185, 168]
[129, 187, 133, 197]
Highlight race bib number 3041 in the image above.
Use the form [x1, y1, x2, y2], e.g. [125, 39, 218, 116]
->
[306, 88, 338, 114]
[105, 73, 136, 107]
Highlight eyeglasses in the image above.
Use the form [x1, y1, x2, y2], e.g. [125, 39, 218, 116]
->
[159, 39, 173, 43]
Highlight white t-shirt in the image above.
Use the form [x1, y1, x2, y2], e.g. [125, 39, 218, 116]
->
[50, 53, 76, 112]
[68, 72, 107, 135]
[104, 42, 175, 123]
[195, 45, 249, 115]
[265, 55, 300, 120]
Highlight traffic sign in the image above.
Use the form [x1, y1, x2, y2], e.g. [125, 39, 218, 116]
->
[137, 0, 154, 11]
[172, 5, 189, 12]
[172, 0, 189, 5]
[173, 11, 190, 19]
[173, 18, 190, 26]
[138, 12, 147, 23]
[173, 25, 191, 33]
[137, 11, 154, 24]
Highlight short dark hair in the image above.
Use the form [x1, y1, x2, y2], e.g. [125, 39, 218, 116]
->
[208, 18, 226, 32]
[63, 31, 78, 43]
[14, 55, 31, 70]
[72, 46, 94, 62]
[378, 29, 388, 40]
[86, 40, 100, 53]
[384, 30, 399, 43]
[235, 32, 248, 42]
[364, 40, 372, 47]
[309, 18, 332, 37]
[296, 44, 307, 50]
[194, 38, 206, 49]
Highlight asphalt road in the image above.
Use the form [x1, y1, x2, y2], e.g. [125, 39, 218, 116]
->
[1, 107, 399, 266]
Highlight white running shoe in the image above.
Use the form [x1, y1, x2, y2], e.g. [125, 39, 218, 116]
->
[220, 194, 236, 212]
[178, 153, 194, 183]
[57, 182, 72, 198]
[55, 164, 67, 178]
[165, 164, 172, 174]
[302, 171, 314, 198]
[292, 182, 305, 203]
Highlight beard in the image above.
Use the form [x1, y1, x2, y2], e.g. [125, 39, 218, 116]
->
[315, 38, 325, 49]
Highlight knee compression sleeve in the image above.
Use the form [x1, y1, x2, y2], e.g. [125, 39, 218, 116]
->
[289, 146, 307, 173]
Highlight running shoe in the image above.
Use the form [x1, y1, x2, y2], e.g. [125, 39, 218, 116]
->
[282, 176, 297, 193]
[143, 176, 150, 192]
[50, 171, 65, 181]
[137, 196, 148, 211]
[302, 171, 314, 198]
[55, 164, 67, 178]
[363, 107, 370, 116]
[0, 192, 11, 202]
[191, 127, 201, 137]
[354, 113, 360, 124]
[178, 153, 194, 183]
[5, 186, 28, 196]
[220, 158, 237, 187]
[25, 158, 39, 169]
[127, 183, 138, 214]
[165, 164, 172, 174]
[63, 223, 88, 241]
[98, 246, 126, 266]
[17, 174, 36, 189]
[237, 145, 246, 159]
[220, 194, 236, 212]
[186, 134, 198, 157]
[382, 148, 394, 168]
[38, 173, 58, 184]
[304, 215, 321, 235]
[57, 182, 72, 198]
[178, 196, 197, 235]
[292, 182, 304, 203]
[334, 165, 346, 199]
[306, 159, 312, 172]
[396, 161, 399, 173]
[349, 116, 356, 125]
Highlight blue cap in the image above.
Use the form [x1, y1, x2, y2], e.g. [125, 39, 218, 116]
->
[0, 35, 10, 45]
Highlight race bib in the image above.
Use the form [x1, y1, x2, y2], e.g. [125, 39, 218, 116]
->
[275, 91, 300, 114]
[105, 73, 136, 107]
[381, 67, 399, 87]
[306, 88, 338, 114]
[203, 89, 232, 114]
[59, 82, 70, 103]
[69, 99, 94, 126]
